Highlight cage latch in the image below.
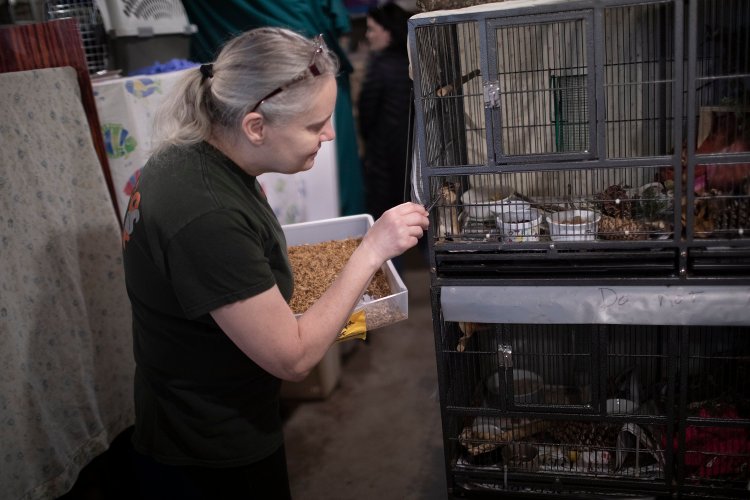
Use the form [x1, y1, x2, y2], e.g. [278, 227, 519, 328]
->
[483, 81, 501, 109]
[498, 344, 513, 367]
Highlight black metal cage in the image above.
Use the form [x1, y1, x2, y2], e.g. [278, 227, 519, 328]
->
[431, 316, 750, 499]
[410, 0, 750, 285]
[409, 0, 750, 498]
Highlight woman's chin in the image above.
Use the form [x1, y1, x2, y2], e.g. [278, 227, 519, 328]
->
[301, 156, 317, 171]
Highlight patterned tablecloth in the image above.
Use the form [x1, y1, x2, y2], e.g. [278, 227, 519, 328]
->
[92, 69, 340, 223]
[1, 67, 134, 500]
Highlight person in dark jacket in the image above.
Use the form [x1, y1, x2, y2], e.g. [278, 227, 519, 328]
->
[358, 2, 413, 225]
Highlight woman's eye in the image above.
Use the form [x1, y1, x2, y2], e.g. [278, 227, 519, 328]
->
[310, 123, 326, 133]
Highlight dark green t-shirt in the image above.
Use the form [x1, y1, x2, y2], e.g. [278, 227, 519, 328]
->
[122, 141, 293, 466]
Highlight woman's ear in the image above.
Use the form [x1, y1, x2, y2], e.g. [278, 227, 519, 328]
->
[242, 112, 266, 145]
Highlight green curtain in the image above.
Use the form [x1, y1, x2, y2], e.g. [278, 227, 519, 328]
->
[182, 0, 365, 217]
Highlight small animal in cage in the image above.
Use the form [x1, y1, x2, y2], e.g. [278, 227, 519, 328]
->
[436, 181, 460, 241]
[456, 321, 493, 352]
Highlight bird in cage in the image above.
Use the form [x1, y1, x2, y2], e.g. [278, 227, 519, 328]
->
[456, 321, 475, 352]
[436, 181, 460, 241]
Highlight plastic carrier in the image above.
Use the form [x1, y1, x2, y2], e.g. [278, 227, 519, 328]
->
[94, 0, 196, 37]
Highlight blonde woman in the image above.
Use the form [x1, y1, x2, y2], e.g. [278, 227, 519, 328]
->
[122, 27, 428, 499]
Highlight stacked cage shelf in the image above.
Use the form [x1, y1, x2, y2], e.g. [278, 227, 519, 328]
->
[408, 0, 750, 498]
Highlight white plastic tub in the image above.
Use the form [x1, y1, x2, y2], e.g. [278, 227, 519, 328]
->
[497, 207, 542, 242]
[282, 214, 408, 335]
[546, 209, 600, 241]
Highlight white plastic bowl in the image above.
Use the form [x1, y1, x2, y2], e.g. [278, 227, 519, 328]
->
[497, 207, 542, 243]
[546, 209, 600, 241]
[460, 185, 513, 220]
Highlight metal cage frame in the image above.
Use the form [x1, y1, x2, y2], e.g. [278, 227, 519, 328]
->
[409, 1, 750, 499]
[409, 0, 750, 286]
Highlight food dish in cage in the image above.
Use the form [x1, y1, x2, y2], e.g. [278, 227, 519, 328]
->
[546, 209, 600, 241]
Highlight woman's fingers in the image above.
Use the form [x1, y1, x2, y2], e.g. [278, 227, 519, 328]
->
[363, 202, 429, 262]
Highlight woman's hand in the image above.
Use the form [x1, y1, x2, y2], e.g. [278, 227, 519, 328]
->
[360, 202, 429, 264]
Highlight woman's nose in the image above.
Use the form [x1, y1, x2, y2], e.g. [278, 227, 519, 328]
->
[321, 120, 336, 142]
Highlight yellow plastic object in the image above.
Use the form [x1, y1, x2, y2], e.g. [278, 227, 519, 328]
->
[336, 310, 368, 342]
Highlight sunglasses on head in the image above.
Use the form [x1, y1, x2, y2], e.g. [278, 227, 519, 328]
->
[250, 34, 327, 113]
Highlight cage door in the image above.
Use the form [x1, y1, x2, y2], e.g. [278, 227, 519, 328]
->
[486, 11, 597, 164]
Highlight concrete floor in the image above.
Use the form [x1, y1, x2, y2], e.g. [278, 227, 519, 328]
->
[282, 251, 450, 500]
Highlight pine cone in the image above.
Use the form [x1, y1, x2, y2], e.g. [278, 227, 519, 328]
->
[595, 185, 633, 218]
[709, 192, 750, 237]
[599, 215, 647, 240]
[549, 421, 620, 450]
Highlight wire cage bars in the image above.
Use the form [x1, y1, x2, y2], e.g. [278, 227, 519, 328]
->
[45, 1, 109, 73]
[434, 318, 750, 498]
[410, 1, 750, 499]
[410, 0, 750, 284]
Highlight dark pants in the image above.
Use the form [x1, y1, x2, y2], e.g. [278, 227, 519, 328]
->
[131, 445, 292, 500]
